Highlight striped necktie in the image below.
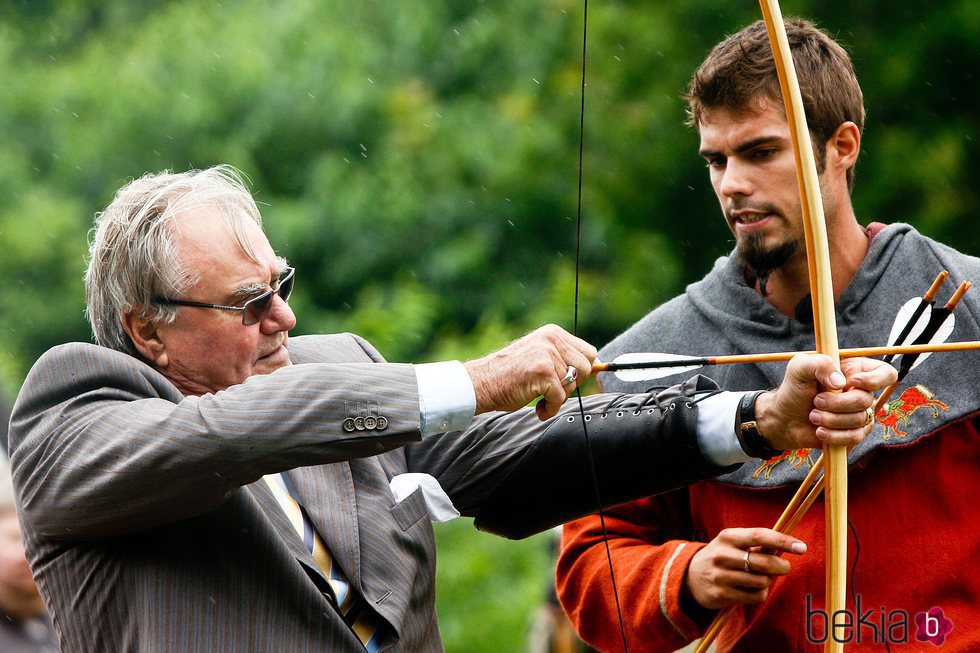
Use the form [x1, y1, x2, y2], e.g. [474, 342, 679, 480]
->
[263, 473, 386, 651]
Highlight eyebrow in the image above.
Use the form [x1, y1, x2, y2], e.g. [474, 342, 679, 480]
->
[231, 257, 291, 300]
[699, 135, 787, 160]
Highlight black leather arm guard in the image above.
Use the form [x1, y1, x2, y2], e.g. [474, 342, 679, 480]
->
[473, 376, 741, 540]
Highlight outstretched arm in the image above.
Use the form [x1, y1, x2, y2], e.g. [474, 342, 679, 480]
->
[468, 354, 894, 539]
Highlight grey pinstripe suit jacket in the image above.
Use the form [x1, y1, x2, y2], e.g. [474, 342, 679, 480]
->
[9, 333, 729, 652]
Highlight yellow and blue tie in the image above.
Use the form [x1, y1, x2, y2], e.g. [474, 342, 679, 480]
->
[263, 473, 386, 651]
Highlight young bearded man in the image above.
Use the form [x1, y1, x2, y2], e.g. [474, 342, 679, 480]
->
[557, 18, 980, 653]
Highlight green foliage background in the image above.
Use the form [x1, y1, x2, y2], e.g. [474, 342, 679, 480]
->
[0, 1, 976, 650]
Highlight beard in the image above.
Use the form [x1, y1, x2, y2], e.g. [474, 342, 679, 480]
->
[737, 231, 800, 275]
[736, 230, 803, 297]
[726, 200, 806, 293]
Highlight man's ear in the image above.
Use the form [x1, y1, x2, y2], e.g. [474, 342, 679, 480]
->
[828, 121, 861, 172]
[122, 309, 169, 368]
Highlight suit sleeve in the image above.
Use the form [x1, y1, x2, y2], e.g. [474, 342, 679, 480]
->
[556, 491, 709, 652]
[9, 341, 423, 541]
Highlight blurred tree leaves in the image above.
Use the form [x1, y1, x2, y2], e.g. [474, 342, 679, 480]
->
[0, 0, 976, 648]
[2, 0, 976, 389]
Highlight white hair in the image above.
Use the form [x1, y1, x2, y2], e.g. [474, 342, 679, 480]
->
[85, 165, 265, 356]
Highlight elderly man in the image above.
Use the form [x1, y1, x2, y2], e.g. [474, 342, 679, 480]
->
[9, 166, 891, 652]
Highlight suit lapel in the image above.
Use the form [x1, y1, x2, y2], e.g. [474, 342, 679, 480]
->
[289, 463, 362, 587]
[245, 478, 322, 574]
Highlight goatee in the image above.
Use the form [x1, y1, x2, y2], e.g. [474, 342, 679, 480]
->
[737, 233, 801, 296]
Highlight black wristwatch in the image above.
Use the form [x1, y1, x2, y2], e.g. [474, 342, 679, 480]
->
[735, 390, 781, 460]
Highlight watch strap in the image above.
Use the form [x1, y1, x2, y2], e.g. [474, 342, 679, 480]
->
[735, 390, 781, 459]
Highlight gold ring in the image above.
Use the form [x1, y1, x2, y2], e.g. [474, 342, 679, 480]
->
[864, 406, 875, 426]
[743, 551, 752, 573]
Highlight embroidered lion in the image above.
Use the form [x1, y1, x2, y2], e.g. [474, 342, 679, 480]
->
[753, 448, 814, 480]
[875, 384, 948, 440]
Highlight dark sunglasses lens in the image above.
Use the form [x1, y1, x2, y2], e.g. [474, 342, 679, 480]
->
[242, 289, 275, 326]
[278, 271, 294, 302]
[242, 270, 294, 325]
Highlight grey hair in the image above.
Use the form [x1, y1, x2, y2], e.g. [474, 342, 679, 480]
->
[86, 165, 265, 356]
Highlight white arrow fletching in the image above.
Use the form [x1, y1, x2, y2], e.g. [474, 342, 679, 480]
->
[909, 314, 955, 371]
[609, 352, 705, 383]
[887, 297, 932, 347]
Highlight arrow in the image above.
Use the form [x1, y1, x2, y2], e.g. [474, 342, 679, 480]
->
[871, 280, 970, 410]
[896, 280, 969, 378]
[594, 339, 980, 383]
[882, 270, 948, 364]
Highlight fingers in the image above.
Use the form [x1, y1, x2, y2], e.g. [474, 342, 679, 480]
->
[808, 405, 873, 446]
[786, 353, 845, 391]
[814, 384, 875, 413]
[839, 357, 898, 392]
[685, 528, 807, 610]
[558, 330, 599, 367]
[468, 324, 598, 419]
[537, 373, 569, 421]
[536, 326, 596, 419]
[768, 354, 892, 448]
[788, 353, 897, 394]
[555, 341, 596, 395]
[808, 357, 895, 445]
[813, 423, 872, 447]
[719, 527, 807, 556]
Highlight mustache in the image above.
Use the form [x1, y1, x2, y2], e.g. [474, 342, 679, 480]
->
[726, 199, 781, 221]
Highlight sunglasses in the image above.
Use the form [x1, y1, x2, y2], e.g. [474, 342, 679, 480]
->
[155, 267, 295, 326]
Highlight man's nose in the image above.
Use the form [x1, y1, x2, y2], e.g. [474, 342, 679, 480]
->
[719, 159, 754, 198]
[261, 294, 297, 333]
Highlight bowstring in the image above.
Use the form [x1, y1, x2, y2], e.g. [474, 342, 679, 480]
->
[572, 1, 630, 650]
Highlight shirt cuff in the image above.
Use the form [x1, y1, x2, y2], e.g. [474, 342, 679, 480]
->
[695, 391, 753, 466]
[415, 361, 477, 438]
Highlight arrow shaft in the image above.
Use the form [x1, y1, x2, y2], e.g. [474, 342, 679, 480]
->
[595, 340, 980, 375]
